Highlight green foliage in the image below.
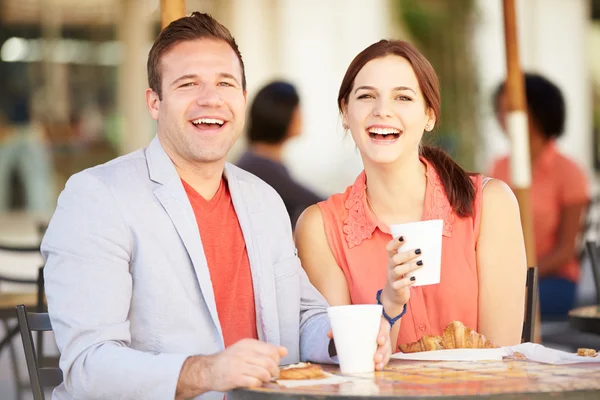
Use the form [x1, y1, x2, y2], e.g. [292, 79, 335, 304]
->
[393, 0, 479, 171]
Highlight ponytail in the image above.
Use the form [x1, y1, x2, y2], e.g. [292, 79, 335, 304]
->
[419, 146, 476, 217]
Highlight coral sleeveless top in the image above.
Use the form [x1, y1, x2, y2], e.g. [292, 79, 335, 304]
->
[318, 159, 484, 350]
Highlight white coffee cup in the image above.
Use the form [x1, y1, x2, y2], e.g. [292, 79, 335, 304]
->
[327, 304, 382, 374]
[389, 219, 443, 287]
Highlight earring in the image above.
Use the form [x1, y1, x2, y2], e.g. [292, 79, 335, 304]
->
[342, 123, 349, 130]
[425, 124, 433, 132]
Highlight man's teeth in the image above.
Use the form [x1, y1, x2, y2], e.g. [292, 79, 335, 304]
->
[192, 118, 224, 126]
[368, 127, 400, 135]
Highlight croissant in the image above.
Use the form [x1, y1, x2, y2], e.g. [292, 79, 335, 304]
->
[398, 321, 496, 353]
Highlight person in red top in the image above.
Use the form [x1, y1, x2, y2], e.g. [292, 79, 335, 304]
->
[490, 73, 589, 320]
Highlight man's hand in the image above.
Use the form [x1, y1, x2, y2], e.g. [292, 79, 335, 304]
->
[327, 317, 391, 371]
[176, 339, 287, 399]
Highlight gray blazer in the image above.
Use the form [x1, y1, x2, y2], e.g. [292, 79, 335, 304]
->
[42, 137, 334, 400]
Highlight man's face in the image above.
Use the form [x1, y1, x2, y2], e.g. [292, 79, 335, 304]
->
[146, 39, 246, 169]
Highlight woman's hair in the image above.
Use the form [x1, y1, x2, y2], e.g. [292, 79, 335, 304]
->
[493, 73, 566, 140]
[247, 81, 300, 145]
[337, 40, 475, 217]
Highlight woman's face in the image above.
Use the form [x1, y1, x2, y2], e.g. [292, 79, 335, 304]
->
[343, 55, 435, 165]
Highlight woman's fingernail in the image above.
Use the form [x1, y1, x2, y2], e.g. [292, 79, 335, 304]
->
[398, 236, 404, 242]
[417, 260, 423, 266]
[410, 276, 416, 281]
[415, 248, 422, 255]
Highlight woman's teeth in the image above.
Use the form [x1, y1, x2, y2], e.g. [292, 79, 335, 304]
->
[368, 127, 400, 139]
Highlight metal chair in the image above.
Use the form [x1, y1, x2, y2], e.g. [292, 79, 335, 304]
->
[15, 305, 62, 400]
[584, 241, 600, 304]
[522, 266, 538, 343]
[1, 256, 45, 400]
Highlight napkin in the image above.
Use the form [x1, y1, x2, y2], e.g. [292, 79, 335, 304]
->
[504, 343, 600, 365]
[391, 343, 600, 364]
[391, 348, 508, 361]
[275, 372, 359, 388]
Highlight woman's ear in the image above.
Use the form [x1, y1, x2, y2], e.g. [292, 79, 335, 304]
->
[425, 108, 436, 131]
[341, 100, 349, 129]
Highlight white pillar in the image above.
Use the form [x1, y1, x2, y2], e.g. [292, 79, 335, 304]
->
[118, 0, 155, 155]
[474, 0, 592, 176]
[222, 0, 280, 162]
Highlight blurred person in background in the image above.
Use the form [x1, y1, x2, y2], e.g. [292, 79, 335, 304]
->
[295, 39, 527, 352]
[489, 73, 589, 320]
[0, 94, 54, 213]
[236, 81, 323, 229]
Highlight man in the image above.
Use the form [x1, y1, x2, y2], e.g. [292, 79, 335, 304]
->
[236, 81, 323, 229]
[42, 13, 390, 400]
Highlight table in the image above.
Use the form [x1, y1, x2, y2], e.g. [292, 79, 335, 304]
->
[569, 305, 600, 335]
[233, 358, 600, 399]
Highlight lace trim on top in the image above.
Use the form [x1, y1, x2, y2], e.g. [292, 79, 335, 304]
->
[342, 159, 454, 248]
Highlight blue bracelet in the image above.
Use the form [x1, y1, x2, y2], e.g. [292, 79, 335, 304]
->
[376, 289, 407, 327]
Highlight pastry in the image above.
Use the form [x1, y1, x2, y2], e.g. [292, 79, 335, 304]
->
[577, 348, 598, 357]
[398, 321, 496, 353]
[277, 362, 327, 380]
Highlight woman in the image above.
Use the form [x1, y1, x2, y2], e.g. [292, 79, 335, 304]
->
[295, 40, 527, 352]
[490, 73, 589, 320]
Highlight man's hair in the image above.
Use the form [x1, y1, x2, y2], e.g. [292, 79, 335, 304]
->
[248, 81, 300, 145]
[147, 12, 246, 99]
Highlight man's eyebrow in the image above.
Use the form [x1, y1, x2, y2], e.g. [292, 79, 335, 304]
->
[170, 74, 197, 87]
[218, 72, 241, 86]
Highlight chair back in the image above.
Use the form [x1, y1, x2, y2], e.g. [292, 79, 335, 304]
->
[15, 305, 62, 400]
[522, 266, 539, 343]
[584, 241, 600, 304]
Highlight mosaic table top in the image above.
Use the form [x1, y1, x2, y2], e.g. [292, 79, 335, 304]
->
[233, 357, 600, 399]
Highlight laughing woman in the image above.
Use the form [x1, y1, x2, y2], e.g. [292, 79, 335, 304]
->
[295, 40, 527, 353]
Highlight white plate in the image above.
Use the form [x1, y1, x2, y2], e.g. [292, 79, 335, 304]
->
[391, 348, 509, 361]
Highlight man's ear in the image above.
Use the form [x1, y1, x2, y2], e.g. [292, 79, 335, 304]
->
[145, 88, 160, 121]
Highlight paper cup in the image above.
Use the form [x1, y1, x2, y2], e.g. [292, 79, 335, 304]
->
[327, 304, 382, 374]
[389, 219, 443, 287]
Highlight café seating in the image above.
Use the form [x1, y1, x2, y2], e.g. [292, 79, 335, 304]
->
[16, 305, 62, 400]
[1, 234, 45, 400]
[522, 266, 538, 343]
[584, 241, 600, 304]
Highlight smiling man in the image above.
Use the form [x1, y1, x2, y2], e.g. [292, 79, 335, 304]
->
[41, 12, 391, 400]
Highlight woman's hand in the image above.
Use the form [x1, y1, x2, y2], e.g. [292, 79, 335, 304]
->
[380, 236, 423, 310]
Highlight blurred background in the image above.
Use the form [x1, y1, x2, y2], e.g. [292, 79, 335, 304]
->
[0, 0, 599, 398]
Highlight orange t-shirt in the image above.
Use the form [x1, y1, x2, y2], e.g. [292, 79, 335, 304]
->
[489, 142, 589, 282]
[318, 158, 483, 349]
[183, 178, 258, 347]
